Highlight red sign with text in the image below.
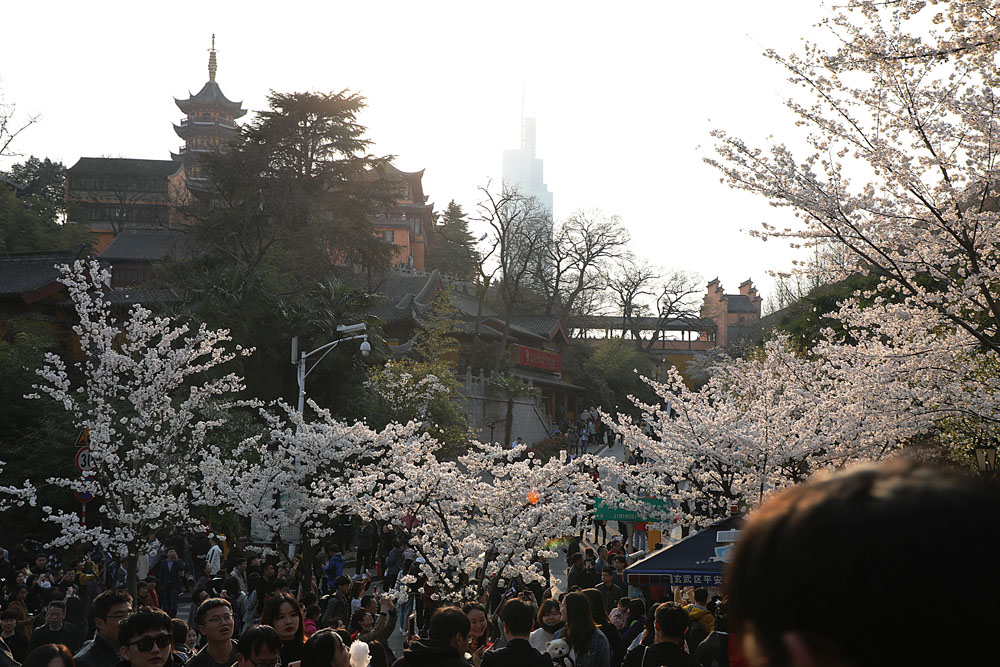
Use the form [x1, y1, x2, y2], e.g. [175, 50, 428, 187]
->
[517, 345, 562, 373]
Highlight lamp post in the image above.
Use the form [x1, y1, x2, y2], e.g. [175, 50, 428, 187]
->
[974, 439, 998, 476]
[291, 323, 371, 413]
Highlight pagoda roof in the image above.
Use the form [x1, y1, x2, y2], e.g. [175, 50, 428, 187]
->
[173, 121, 240, 140]
[175, 81, 247, 117]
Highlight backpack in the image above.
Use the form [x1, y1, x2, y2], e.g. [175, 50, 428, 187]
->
[685, 611, 708, 653]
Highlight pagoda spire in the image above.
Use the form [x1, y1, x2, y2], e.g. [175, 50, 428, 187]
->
[208, 34, 217, 82]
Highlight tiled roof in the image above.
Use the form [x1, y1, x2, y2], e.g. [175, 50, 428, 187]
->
[506, 315, 562, 338]
[726, 294, 757, 313]
[0, 248, 85, 296]
[365, 270, 441, 324]
[67, 158, 183, 179]
[100, 228, 195, 262]
[104, 288, 182, 305]
[176, 81, 246, 115]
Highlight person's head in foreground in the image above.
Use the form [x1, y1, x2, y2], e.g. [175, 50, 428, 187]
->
[726, 458, 999, 667]
[118, 607, 173, 667]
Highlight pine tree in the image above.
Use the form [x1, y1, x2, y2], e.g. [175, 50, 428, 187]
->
[426, 200, 479, 279]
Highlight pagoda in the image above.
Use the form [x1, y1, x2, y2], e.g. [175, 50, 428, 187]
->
[171, 35, 246, 187]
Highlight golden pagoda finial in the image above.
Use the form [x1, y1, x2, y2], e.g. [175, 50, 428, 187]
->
[208, 34, 217, 82]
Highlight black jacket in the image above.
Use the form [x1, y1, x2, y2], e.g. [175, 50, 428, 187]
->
[481, 638, 549, 667]
[74, 633, 121, 667]
[623, 641, 695, 667]
[391, 638, 469, 667]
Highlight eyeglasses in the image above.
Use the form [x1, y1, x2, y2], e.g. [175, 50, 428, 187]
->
[129, 634, 172, 652]
[205, 614, 234, 625]
[102, 611, 131, 620]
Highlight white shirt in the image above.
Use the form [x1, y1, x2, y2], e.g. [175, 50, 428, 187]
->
[206, 545, 222, 574]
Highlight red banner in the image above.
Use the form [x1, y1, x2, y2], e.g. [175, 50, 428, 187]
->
[517, 345, 562, 372]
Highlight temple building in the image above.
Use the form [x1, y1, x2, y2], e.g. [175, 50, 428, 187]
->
[372, 164, 431, 270]
[171, 35, 246, 187]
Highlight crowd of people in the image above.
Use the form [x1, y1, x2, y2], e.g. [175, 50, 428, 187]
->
[1, 458, 995, 667]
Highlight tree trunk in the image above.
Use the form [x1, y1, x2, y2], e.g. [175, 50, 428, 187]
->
[504, 396, 514, 448]
[300, 532, 315, 599]
[126, 551, 140, 600]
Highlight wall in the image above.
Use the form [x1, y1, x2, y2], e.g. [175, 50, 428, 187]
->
[459, 368, 553, 445]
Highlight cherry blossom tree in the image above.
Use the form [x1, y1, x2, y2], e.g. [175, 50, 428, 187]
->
[708, 1, 1000, 353]
[611, 332, 983, 527]
[384, 443, 606, 602]
[0, 460, 35, 512]
[29, 259, 252, 596]
[198, 401, 439, 592]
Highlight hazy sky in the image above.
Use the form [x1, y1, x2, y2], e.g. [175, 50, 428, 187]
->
[1, 1, 832, 307]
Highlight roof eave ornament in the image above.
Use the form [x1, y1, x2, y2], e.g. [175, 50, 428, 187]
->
[208, 33, 217, 82]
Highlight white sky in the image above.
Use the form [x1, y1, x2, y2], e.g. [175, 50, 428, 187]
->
[1, 0, 832, 307]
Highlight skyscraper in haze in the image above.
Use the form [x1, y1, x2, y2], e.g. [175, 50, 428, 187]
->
[502, 116, 553, 217]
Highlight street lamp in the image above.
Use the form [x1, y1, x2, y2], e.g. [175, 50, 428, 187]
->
[974, 440, 998, 476]
[291, 323, 370, 413]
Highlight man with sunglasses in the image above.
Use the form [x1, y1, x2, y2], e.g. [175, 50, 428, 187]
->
[185, 599, 237, 667]
[118, 607, 181, 667]
[75, 589, 133, 667]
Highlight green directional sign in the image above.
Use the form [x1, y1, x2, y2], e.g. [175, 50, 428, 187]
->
[594, 497, 672, 522]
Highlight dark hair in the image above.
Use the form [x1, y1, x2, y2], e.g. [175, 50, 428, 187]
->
[1, 610, 17, 621]
[568, 553, 583, 567]
[333, 575, 350, 588]
[300, 629, 345, 667]
[626, 598, 645, 627]
[360, 594, 376, 610]
[348, 608, 372, 635]
[461, 602, 490, 649]
[727, 459, 1000, 667]
[119, 607, 173, 646]
[235, 558, 247, 567]
[171, 619, 190, 645]
[260, 594, 304, 645]
[23, 644, 74, 667]
[693, 588, 708, 605]
[238, 625, 281, 658]
[580, 588, 610, 626]
[562, 591, 597, 657]
[428, 606, 471, 644]
[305, 605, 321, 621]
[500, 599, 535, 637]
[92, 589, 133, 620]
[196, 597, 232, 626]
[47, 600, 67, 612]
[654, 603, 689, 639]
[537, 599, 560, 626]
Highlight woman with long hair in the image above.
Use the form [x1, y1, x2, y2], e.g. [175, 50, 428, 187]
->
[553, 592, 610, 667]
[462, 602, 493, 653]
[299, 629, 349, 667]
[581, 588, 624, 667]
[528, 599, 563, 654]
[22, 644, 74, 667]
[260, 593, 305, 667]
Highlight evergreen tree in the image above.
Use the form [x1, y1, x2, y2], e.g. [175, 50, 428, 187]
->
[426, 200, 479, 279]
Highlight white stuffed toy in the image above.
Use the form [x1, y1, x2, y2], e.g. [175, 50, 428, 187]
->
[348, 641, 370, 667]
[546, 638, 574, 667]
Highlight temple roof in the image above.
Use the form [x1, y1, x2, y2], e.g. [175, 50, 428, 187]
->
[99, 228, 195, 262]
[0, 248, 86, 298]
[173, 120, 240, 140]
[725, 294, 757, 313]
[68, 157, 183, 179]
[175, 81, 247, 117]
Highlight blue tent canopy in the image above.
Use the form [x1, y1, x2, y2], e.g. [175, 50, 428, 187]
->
[625, 515, 745, 588]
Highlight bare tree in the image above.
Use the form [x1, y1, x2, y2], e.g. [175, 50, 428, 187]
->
[531, 209, 630, 322]
[0, 88, 37, 158]
[470, 182, 551, 373]
[608, 257, 701, 351]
